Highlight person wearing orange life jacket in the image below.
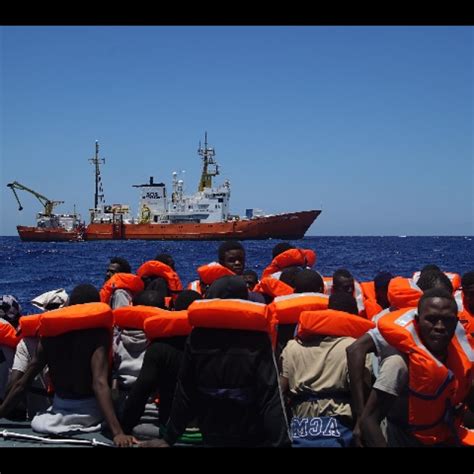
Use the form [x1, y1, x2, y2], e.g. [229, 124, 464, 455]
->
[141, 275, 291, 447]
[359, 287, 474, 447]
[271, 269, 326, 361]
[0, 284, 136, 447]
[360, 272, 393, 320]
[186, 240, 247, 297]
[0, 295, 22, 402]
[101, 257, 144, 309]
[280, 292, 374, 447]
[112, 289, 167, 417]
[120, 290, 202, 441]
[5, 290, 68, 421]
[346, 270, 454, 446]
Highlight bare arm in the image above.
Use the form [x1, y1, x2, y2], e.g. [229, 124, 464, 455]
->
[359, 388, 395, 447]
[90, 344, 136, 447]
[346, 333, 376, 420]
[0, 341, 46, 418]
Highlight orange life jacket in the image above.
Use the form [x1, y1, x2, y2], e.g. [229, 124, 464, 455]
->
[143, 309, 192, 340]
[100, 273, 145, 304]
[187, 299, 272, 333]
[458, 308, 474, 338]
[18, 314, 42, 337]
[387, 276, 422, 309]
[113, 305, 163, 330]
[261, 248, 316, 280]
[38, 302, 113, 337]
[0, 319, 20, 348]
[412, 271, 461, 292]
[377, 308, 474, 446]
[253, 276, 294, 299]
[196, 262, 235, 286]
[269, 292, 329, 325]
[360, 281, 384, 320]
[297, 309, 375, 341]
[137, 260, 183, 294]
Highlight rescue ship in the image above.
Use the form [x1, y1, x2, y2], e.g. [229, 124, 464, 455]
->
[7, 182, 84, 242]
[85, 135, 321, 241]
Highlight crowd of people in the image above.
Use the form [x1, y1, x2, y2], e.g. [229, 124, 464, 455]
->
[0, 239, 473, 448]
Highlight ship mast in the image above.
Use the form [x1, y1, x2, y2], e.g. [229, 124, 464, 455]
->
[89, 140, 105, 210]
[197, 132, 219, 192]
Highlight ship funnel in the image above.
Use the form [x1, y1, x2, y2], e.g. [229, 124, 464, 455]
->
[149, 176, 154, 185]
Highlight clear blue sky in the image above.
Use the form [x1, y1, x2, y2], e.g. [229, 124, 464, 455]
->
[1, 26, 472, 236]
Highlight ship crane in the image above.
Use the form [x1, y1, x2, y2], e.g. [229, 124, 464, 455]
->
[6, 181, 64, 216]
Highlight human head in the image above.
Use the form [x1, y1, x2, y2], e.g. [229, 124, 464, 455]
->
[272, 242, 294, 259]
[105, 257, 131, 282]
[154, 253, 175, 271]
[217, 241, 245, 275]
[417, 270, 453, 294]
[0, 295, 22, 328]
[133, 290, 166, 309]
[69, 284, 101, 305]
[419, 264, 441, 276]
[205, 275, 249, 300]
[461, 271, 474, 314]
[174, 290, 202, 311]
[332, 269, 355, 295]
[242, 269, 258, 291]
[293, 269, 324, 294]
[415, 288, 458, 359]
[328, 292, 359, 315]
[374, 271, 393, 309]
[279, 267, 302, 289]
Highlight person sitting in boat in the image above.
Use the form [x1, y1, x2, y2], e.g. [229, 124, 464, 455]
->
[112, 289, 167, 417]
[4, 290, 69, 420]
[120, 289, 202, 442]
[360, 272, 393, 320]
[0, 295, 22, 403]
[280, 292, 374, 447]
[242, 269, 259, 291]
[140, 275, 291, 448]
[137, 253, 183, 309]
[254, 242, 316, 302]
[459, 271, 474, 338]
[101, 257, 144, 310]
[358, 287, 474, 447]
[0, 284, 136, 447]
[187, 240, 246, 297]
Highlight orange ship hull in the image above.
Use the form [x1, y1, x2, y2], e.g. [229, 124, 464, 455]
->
[17, 226, 83, 242]
[85, 210, 321, 241]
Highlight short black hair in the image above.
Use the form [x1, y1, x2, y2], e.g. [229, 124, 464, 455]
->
[217, 241, 245, 263]
[205, 275, 248, 300]
[174, 290, 202, 311]
[242, 269, 258, 279]
[461, 271, 474, 289]
[328, 292, 359, 315]
[333, 269, 353, 280]
[154, 253, 175, 270]
[133, 290, 166, 309]
[418, 287, 457, 314]
[420, 264, 441, 275]
[69, 284, 100, 305]
[110, 257, 131, 274]
[294, 269, 324, 294]
[279, 267, 302, 289]
[417, 270, 453, 293]
[272, 242, 294, 259]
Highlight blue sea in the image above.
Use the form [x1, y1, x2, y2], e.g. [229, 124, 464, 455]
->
[1, 236, 472, 315]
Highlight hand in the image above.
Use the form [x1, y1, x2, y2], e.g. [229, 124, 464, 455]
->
[139, 438, 170, 448]
[113, 433, 138, 447]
